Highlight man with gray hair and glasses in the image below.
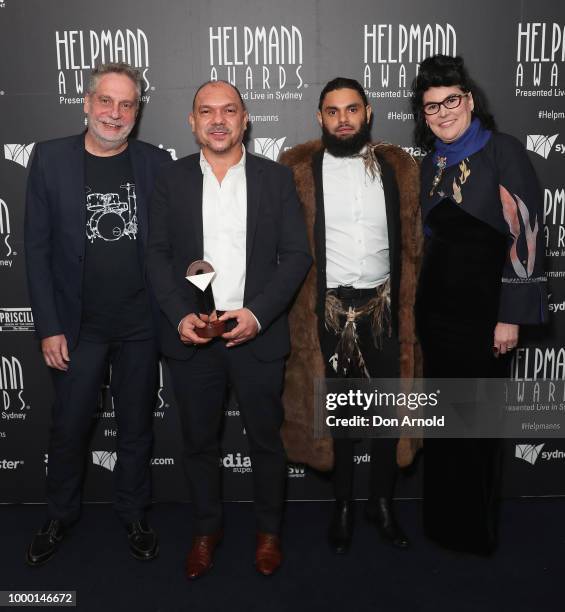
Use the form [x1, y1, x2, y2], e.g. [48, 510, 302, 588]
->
[24, 62, 170, 565]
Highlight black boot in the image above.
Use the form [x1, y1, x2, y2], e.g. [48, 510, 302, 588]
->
[26, 520, 66, 566]
[366, 497, 409, 549]
[127, 519, 159, 560]
[328, 500, 354, 554]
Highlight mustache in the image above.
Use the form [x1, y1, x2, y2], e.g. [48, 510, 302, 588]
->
[207, 124, 231, 134]
[99, 120, 126, 128]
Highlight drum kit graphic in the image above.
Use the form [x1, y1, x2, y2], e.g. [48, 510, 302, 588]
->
[86, 182, 137, 242]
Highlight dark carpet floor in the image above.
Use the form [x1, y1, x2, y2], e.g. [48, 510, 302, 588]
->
[2, 499, 562, 612]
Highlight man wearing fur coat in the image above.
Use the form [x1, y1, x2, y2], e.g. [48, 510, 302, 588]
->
[280, 77, 421, 553]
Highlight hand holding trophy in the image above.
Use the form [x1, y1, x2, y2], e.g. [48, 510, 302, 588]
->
[185, 260, 226, 338]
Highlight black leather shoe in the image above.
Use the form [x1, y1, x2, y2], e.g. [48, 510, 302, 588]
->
[366, 497, 409, 549]
[127, 520, 159, 560]
[328, 500, 353, 554]
[26, 520, 65, 566]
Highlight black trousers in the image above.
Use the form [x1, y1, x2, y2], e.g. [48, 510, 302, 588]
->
[167, 340, 286, 535]
[47, 337, 158, 525]
[419, 323, 506, 554]
[320, 294, 400, 502]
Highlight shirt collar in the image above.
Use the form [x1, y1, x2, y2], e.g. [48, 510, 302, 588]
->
[200, 144, 247, 175]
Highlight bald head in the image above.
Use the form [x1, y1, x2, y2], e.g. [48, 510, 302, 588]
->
[192, 80, 246, 112]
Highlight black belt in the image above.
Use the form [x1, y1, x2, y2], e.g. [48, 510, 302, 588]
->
[331, 285, 377, 300]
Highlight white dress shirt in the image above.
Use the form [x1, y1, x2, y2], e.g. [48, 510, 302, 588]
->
[201, 146, 247, 311]
[322, 149, 389, 288]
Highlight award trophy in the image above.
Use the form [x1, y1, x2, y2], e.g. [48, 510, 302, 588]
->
[185, 260, 226, 338]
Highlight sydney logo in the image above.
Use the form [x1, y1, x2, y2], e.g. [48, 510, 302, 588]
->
[4, 144, 35, 168]
[92, 450, 117, 472]
[526, 134, 558, 159]
[253, 137, 286, 161]
[515, 443, 544, 465]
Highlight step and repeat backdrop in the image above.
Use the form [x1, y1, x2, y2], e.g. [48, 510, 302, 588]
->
[0, 0, 564, 503]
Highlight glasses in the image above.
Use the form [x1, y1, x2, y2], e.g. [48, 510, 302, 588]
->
[422, 93, 470, 116]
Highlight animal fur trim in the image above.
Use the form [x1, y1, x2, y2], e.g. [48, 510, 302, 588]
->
[280, 140, 423, 471]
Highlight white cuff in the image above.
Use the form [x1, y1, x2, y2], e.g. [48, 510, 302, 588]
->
[248, 309, 261, 333]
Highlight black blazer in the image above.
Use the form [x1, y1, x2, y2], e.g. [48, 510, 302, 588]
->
[24, 133, 171, 349]
[311, 148, 401, 337]
[146, 151, 312, 361]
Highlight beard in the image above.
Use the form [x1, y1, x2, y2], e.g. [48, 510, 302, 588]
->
[87, 115, 134, 148]
[322, 121, 371, 157]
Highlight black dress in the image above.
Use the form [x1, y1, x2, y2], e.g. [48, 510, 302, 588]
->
[417, 132, 547, 554]
[417, 200, 509, 554]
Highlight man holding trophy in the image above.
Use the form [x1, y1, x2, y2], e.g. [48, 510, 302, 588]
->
[146, 80, 311, 578]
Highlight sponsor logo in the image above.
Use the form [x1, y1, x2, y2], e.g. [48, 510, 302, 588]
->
[220, 452, 252, 473]
[543, 188, 565, 256]
[55, 28, 153, 104]
[511, 347, 565, 381]
[515, 443, 565, 464]
[354, 453, 370, 465]
[158, 144, 177, 160]
[151, 457, 175, 466]
[287, 463, 306, 478]
[44, 453, 48, 475]
[253, 137, 286, 161]
[208, 25, 307, 99]
[515, 443, 544, 464]
[541, 448, 565, 460]
[515, 22, 565, 97]
[0, 1, 6, 9]
[548, 294, 565, 313]
[363, 23, 457, 98]
[526, 134, 559, 158]
[0, 356, 30, 420]
[0, 308, 34, 332]
[92, 451, 174, 472]
[0, 197, 16, 265]
[0, 459, 24, 470]
[4, 143, 34, 168]
[92, 450, 117, 472]
[401, 145, 426, 159]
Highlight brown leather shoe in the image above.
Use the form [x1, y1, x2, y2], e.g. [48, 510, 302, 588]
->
[255, 532, 282, 576]
[186, 531, 222, 579]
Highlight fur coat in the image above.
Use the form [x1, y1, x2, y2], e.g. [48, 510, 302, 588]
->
[280, 140, 423, 471]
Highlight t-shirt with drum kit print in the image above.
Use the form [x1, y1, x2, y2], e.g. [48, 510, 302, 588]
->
[81, 147, 153, 342]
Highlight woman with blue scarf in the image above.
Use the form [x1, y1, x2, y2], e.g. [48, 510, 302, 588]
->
[411, 55, 547, 554]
